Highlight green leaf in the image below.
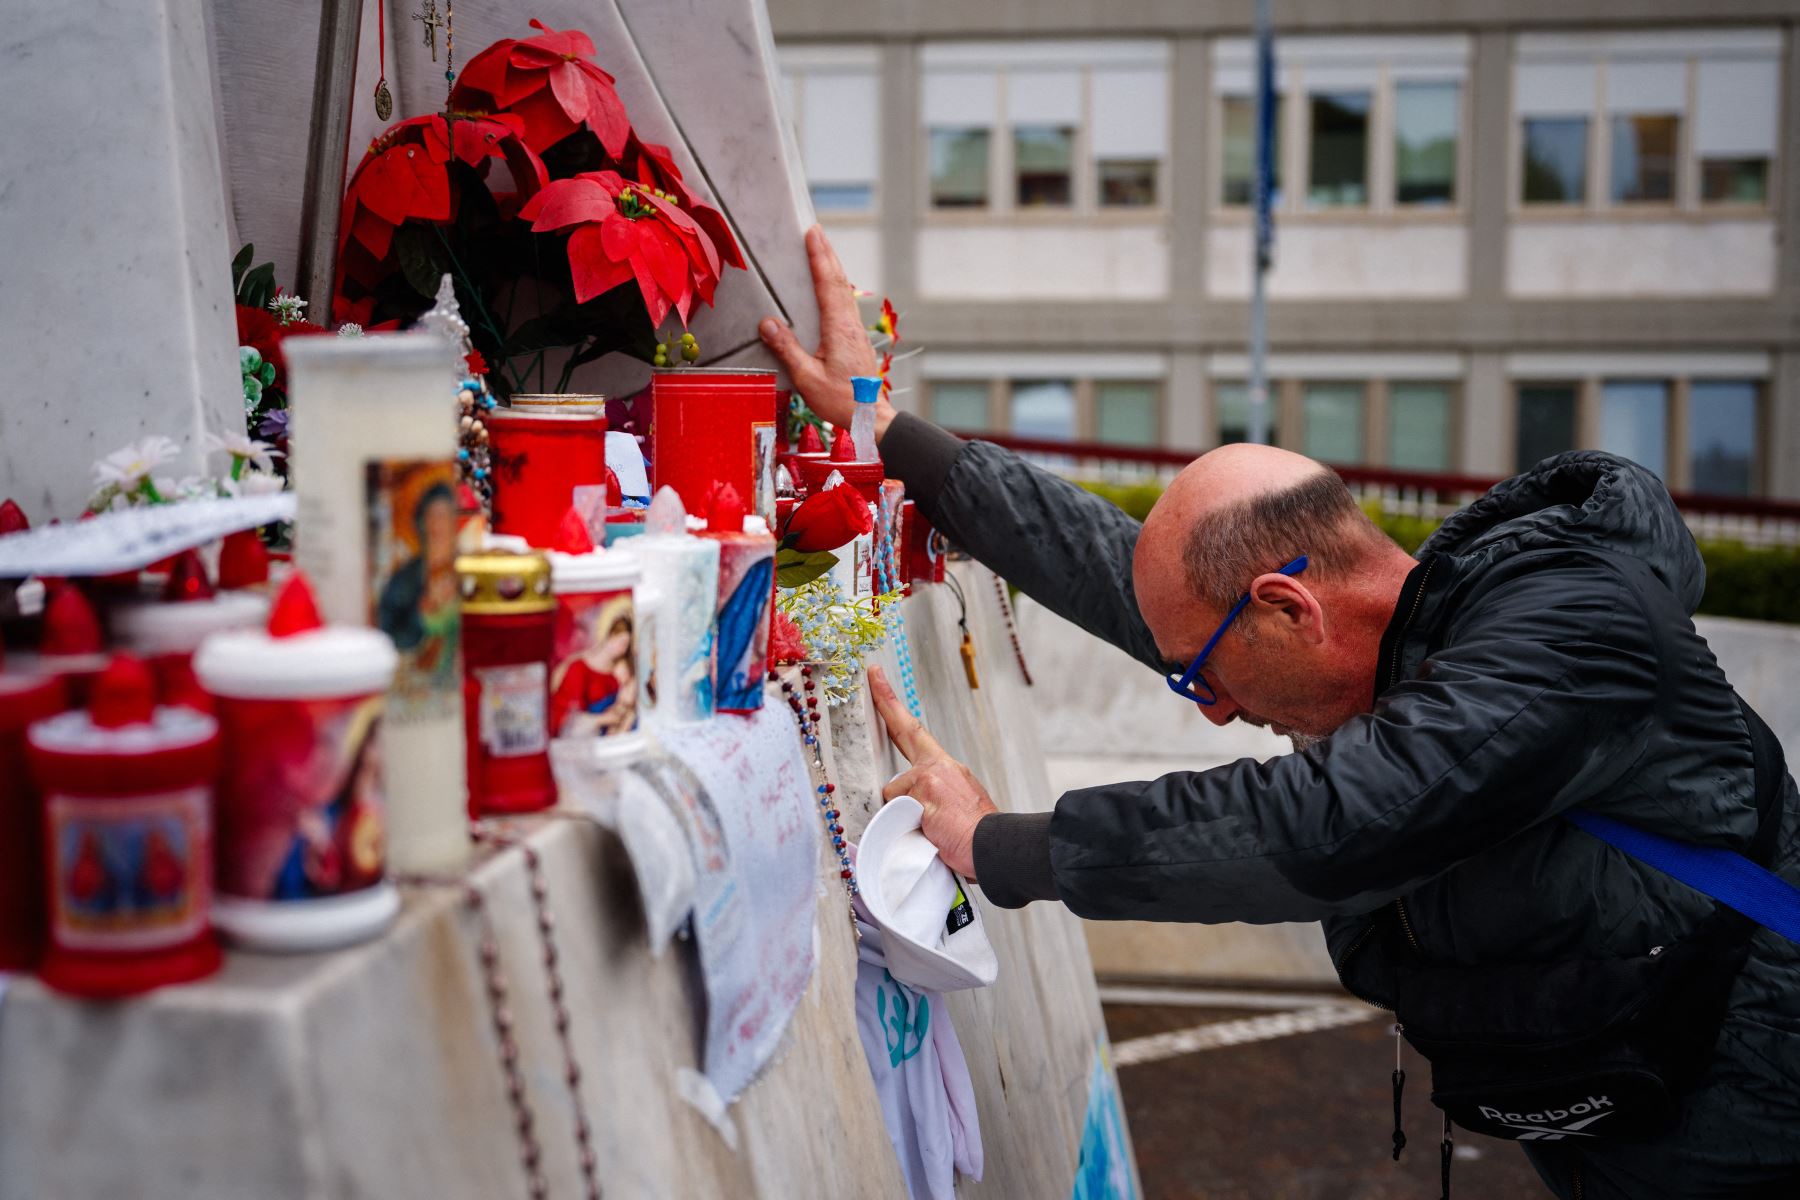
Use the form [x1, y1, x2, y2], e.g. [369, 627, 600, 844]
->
[231, 243, 255, 290]
[777, 550, 838, 590]
[239, 262, 277, 310]
[393, 226, 448, 299]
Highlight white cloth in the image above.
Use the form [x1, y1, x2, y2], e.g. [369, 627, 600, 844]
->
[856, 797, 998, 992]
[850, 849, 983, 1200]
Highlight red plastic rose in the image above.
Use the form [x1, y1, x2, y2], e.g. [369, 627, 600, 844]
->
[781, 483, 873, 553]
[236, 305, 328, 387]
[449, 20, 632, 157]
[518, 169, 732, 326]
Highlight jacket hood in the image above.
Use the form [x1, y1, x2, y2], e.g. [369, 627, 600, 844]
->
[1419, 452, 1705, 613]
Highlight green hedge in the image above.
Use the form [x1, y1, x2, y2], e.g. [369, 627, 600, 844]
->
[1077, 480, 1800, 625]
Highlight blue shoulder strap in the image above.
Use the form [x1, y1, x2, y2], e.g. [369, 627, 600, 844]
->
[1564, 811, 1800, 945]
[1566, 697, 1799, 946]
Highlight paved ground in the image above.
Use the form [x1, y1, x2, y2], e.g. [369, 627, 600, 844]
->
[1102, 989, 1551, 1199]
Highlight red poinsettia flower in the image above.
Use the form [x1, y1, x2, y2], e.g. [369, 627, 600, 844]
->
[449, 20, 632, 157]
[518, 169, 731, 327]
[334, 112, 547, 305]
[781, 482, 873, 553]
[624, 136, 746, 271]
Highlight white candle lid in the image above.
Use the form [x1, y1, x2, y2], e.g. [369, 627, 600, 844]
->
[112, 592, 270, 655]
[29, 704, 217, 756]
[549, 546, 640, 593]
[194, 625, 398, 700]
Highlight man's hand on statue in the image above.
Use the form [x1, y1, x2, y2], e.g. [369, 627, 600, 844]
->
[759, 226, 897, 442]
[869, 666, 998, 879]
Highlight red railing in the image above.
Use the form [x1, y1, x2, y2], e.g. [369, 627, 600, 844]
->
[974, 432, 1800, 546]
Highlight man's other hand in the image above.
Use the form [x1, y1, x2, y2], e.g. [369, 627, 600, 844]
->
[759, 226, 896, 440]
[869, 666, 998, 878]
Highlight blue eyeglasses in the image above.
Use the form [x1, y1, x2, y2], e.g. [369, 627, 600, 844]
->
[1164, 554, 1309, 706]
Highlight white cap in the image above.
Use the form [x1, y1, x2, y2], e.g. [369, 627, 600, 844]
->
[548, 545, 640, 594]
[194, 625, 398, 699]
[855, 796, 999, 992]
[111, 592, 269, 656]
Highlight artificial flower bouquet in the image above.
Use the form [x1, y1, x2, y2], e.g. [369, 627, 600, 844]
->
[332, 20, 746, 398]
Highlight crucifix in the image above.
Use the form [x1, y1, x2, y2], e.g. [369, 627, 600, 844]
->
[413, 0, 445, 62]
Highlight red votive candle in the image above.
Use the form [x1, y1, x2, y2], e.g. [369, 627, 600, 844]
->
[112, 551, 267, 713]
[698, 485, 774, 714]
[458, 550, 557, 815]
[487, 408, 608, 550]
[26, 655, 223, 997]
[650, 368, 778, 518]
[194, 572, 401, 952]
[0, 648, 66, 969]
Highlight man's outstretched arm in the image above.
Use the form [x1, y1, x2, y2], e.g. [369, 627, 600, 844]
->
[761, 227, 1166, 672]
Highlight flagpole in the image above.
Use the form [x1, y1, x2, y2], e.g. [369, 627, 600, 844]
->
[1247, 0, 1275, 445]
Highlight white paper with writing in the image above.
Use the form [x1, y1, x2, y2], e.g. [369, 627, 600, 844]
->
[656, 702, 819, 1104]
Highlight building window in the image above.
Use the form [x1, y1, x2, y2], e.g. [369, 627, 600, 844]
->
[1010, 379, 1077, 440]
[1522, 118, 1588, 204]
[1096, 381, 1160, 447]
[930, 381, 990, 432]
[1688, 380, 1759, 496]
[1696, 57, 1778, 205]
[1221, 95, 1282, 206]
[930, 128, 991, 209]
[923, 45, 1168, 216]
[1014, 126, 1075, 207]
[1516, 383, 1578, 471]
[1307, 91, 1370, 207]
[1302, 382, 1366, 464]
[1093, 66, 1166, 207]
[1610, 113, 1679, 204]
[1600, 379, 1670, 478]
[779, 55, 880, 215]
[1215, 381, 1279, 446]
[1394, 83, 1459, 206]
[1388, 383, 1454, 472]
[1515, 34, 1781, 212]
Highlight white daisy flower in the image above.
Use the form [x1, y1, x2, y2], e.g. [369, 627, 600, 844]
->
[337, 322, 365, 337]
[94, 435, 182, 489]
[222, 470, 287, 498]
[203, 430, 283, 473]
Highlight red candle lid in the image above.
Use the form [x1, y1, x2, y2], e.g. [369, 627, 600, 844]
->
[0, 498, 27, 535]
[829, 427, 856, 462]
[41, 584, 103, 656]
[162, 551, 215, 602]
[555, 507, 597, 554]
[705, 482, 748, 533]
[267, 572, 325, 638]
[89, 655, 157, 729]
[797, 424, 825, 454]
[217, 529, 271, 589]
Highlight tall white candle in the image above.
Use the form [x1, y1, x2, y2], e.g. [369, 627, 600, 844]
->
[286, 334, 469, 872]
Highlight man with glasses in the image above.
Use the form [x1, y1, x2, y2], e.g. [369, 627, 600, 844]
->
[761, 229, 1799, 1197]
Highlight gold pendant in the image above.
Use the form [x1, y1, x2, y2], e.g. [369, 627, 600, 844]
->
[373, 78, 394, 122]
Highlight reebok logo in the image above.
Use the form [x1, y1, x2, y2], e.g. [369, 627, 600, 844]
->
[1477, 1095, 1617, 1140]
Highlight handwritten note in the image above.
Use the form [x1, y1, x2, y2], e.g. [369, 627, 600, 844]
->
[657, 700, 819, 1103]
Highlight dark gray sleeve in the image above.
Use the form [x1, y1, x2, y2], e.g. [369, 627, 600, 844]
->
[880, 413, 1169, 674]
[971, 812, 1057, 908]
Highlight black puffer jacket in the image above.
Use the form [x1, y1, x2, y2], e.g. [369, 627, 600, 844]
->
[880, 415, 1800, 1197]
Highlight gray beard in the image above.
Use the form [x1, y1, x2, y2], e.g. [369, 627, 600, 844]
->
[1286, 730, 1327, 754]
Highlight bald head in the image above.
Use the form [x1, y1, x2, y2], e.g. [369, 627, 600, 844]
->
[1133, 445, 1395, 657]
